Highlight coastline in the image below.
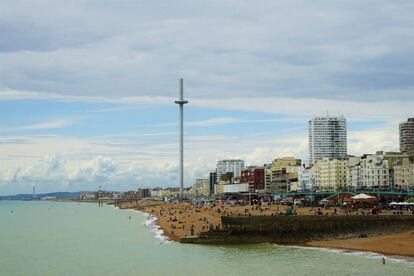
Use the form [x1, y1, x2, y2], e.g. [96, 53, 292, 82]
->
[139, 211, 171, 242]
[116, 200, 414, 260]
[306, 231, 414, 259]
[108, 202, 171, 242]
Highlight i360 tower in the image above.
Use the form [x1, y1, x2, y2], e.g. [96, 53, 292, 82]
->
[174, 79, 188, 199]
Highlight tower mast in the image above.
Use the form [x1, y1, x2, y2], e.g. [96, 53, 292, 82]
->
[174, 79, 188, 199]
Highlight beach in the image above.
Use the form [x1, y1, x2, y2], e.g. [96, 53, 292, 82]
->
[308, 231, 414, 258]
[118, 200, 347, 241]
[117, 200, 414, 259]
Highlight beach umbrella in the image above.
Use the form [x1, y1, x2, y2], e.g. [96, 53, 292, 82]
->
[351, 193, 375, 200]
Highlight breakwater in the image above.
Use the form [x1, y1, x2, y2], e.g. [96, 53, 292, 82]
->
[180, 215, 414, 244]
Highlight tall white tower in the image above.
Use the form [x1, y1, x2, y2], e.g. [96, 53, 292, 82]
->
[174, 79, 188, 199]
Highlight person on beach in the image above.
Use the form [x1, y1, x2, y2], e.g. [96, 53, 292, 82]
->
[285, 205, 293, 216]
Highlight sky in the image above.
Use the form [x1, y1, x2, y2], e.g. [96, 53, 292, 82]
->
[1, 0, 413, 195]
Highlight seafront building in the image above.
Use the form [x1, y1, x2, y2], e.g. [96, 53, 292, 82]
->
[209, 172, 217, 196]
[214, 172, 234, 195]
[400, 118, 414, 154]
[359, 153, 390, 188]
[264, 157, 301, 193]
[346, 156, 363, 189]
[223, 183, 250, 193]
[216, 159, 245, 179]
[309, 116, 347, 164]
[240, 166, 265, 192]
[188, 116, 414, 196]
[393, 157, 414, 189]
[192, 179, 210, 197]
[311, 158, 347, 191]
[298, 165, 313, 191]
[357, 152, 407, 189]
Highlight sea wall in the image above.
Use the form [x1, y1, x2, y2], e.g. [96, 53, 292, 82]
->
[180, 215, 414, 244]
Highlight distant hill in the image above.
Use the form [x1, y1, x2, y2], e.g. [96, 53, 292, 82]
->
[0, 191, 83, 200]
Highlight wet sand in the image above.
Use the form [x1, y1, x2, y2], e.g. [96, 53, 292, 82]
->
[307, 231, 414, 258]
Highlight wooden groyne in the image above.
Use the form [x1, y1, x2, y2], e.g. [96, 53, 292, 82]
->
[180, 215, 414, 244]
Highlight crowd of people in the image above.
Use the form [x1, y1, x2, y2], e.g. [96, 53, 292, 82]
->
[114, 199, 414, 240]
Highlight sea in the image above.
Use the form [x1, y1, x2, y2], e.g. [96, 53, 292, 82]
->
[0, 200, 413, 276]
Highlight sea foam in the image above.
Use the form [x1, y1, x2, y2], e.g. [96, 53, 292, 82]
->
[285, 245, 414, 268]
[138, 211, 171, 243]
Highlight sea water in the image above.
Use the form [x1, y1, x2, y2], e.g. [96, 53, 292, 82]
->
[0, 200, 413, 276]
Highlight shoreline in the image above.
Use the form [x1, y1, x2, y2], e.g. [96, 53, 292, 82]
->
[305, 244, 414, 260]
[288, 244, 414, 267]
[306, 230, 414, 259]
[116, 200, 414, 259]
[138, 210, 171, 242]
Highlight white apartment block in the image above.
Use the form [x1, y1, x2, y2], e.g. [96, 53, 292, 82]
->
[216, 159, 245, 179]
[309, 116, 347, 164]
[311, 158, 347, 191]
[360, 154, 390, 188]
[298, 166, 313, 191]
[394, 158, 414, 189]
[346, 156, 363, 189]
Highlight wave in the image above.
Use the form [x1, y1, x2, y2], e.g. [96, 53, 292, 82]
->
[286, 245, 414, 268]
[111, 205, 171, 243]
[137, 211, 171, 243]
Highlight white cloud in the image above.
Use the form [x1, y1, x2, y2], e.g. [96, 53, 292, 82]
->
[0, 120, 403, 194]
[0, 119, 77, 132]
[1, 1, 414, 102]
[1, 1, 412, 194]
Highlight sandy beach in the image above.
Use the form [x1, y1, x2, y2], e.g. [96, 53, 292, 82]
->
[307, 231, 414, 258]
[117, 200, 414, 258]
[119, 200, 352, 240]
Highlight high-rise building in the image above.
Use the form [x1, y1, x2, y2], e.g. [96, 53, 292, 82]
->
[216, 159, 245, 179]
[309, 116, 347, 164]
[399, 118, 414, 154]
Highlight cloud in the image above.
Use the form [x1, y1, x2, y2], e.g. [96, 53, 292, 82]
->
[1, 1, 414, 102]
[0, 119, 79, 133]
[0, 119, 402, 195]
[22, 119, 75, 130]
[1, 1, 412, 194]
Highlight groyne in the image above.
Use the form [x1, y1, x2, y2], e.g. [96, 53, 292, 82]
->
[180, 215, 414, 244]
